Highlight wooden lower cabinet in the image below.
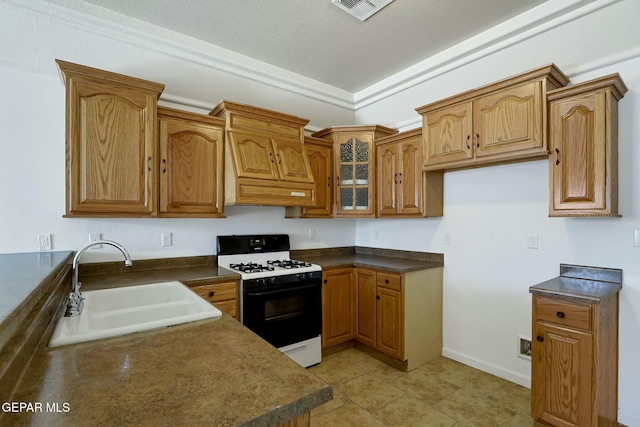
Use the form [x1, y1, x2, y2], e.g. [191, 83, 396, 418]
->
[376, 285, 402, 360]
[354, 269, 376, 347]
[321, 269, 354, 348]
[324, 267, 442, 370]
[531, 293, 619, 427]
[185, 280, 239, 320]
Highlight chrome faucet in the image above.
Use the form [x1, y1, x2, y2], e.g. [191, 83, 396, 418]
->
[66, 240, 133, 317]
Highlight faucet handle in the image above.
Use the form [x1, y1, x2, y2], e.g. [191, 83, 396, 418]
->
[65, 292, 85, 317]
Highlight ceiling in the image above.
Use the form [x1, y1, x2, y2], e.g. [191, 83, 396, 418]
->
[81, 0, 549, 92]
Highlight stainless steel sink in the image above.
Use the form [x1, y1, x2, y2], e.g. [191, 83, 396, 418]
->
[49, 281, 222, 347]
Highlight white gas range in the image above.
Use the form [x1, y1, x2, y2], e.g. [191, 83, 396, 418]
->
[217, 235, 322, 368]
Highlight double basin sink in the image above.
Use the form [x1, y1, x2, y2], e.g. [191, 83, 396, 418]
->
[49, 281, 222, 347]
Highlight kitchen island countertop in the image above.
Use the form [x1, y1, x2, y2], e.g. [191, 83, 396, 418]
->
[3, 313, 331, 426]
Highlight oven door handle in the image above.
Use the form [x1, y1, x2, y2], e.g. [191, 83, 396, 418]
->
[244, 282, 320, 297]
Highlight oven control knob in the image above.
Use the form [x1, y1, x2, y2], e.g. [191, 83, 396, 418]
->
[297, 273, 309, 280]
[257, 278, 266, 286]
[268, 277, 276, 284]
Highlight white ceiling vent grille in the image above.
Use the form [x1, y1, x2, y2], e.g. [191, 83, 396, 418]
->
[331, 0, 395, 22]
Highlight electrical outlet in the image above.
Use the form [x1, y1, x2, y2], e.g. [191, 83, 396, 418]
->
[527, 233, 539, 249]
[37, 234, 52, 251]
[161, 232, 172, 247]
[443, 232, 452, 245]
[89, 233, 103, 249]
[518, 336, 532, 360]
[634, 229, 640, 247]
[308, 229, 316, 240]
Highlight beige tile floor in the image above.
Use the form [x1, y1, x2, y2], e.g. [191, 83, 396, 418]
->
[308, 347, 539, 427]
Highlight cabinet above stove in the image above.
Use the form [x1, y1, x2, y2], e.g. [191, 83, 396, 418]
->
[210, 100, 316, 207]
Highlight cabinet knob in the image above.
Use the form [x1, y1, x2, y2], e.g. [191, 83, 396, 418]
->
[475, 133, 480, 148]
[466, 135, 471, 149]
[555, 148, 561, 165]
[398, 173, 402, 184]
[209, 291, 215, 297]
[162, 158, 167, 173]
[385, 279, 389, 284]
[327, 176, 331, 187]
[536, 336, 544, 342]
[556, 311, 565, 319]
[147, 156, 152, 172]
[323, 279, 327, 284]
[376, 295, 380, 300]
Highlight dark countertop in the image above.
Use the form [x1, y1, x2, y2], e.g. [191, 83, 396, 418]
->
[295, 252, 443, 273]
[529, 263, 622, 302]
[530, 276, 622, 302]
[1, 253, 329, 426]
[3, 315, 331, 427]
[292, 246, 443, 274]
[80, 265, 240, 290]
[0, 251, 73, 325]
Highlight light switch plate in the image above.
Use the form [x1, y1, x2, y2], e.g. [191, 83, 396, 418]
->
[443, 232, 452, 245]
[634, 229, 640, 247]
[527, 233, 539, 249]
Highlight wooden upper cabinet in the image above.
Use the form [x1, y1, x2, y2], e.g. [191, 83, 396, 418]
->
[228, 131, 280, 181]
[300, 137, 334, 218]
[473, 81, 542, 158]
[57, 60, 165, 217]
[211, 100, 315, 207]
[158, 107, 225, 217]
[376, 129, 443, 217]
[417, 64, 569, 171]
[423, 101, 473, 166]
[271, 137, 314, 183]
[377, 143, 398, 215]
[547, 74, 627, 217]
[312, 125, 398, 217]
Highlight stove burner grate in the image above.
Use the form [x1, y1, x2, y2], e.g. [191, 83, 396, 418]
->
[229, 262, 275, 273]
[266, 259, 312, 269]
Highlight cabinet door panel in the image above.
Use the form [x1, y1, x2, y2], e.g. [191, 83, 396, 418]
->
[322, 269, 354, 348]
[376, 287, 402, 359]
[302, 143, 333, 217]
[532, 323, 592, 427]
[272, 138, 314, 183]
[335, 134, 375, 215]
[423, 102, 473, 166]
[159, 119, 223, 215]
[376, 144, 397, 215]
[550, 93, 606, 211]
[228, 131, 279, 180]
[398, 140, 423, 215]
[70, 81, 156, 215]
[474, 82, 542, 158]
[354, 270, 376, 347]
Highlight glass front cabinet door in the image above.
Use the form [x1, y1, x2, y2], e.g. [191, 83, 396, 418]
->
[311, 125, 398, 218]
[337, 134, 374, 215]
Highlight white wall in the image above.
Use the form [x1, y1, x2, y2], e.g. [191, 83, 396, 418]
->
[0, 0, 357, 261]
[355, 1, 640, 424]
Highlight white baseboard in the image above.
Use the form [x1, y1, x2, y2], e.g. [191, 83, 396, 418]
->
[441, 347, 531, 388]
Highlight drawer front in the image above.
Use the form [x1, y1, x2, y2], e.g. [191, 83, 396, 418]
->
[214, 300, 238, 319]
[376, 272, 401, 291]
[191, 281, 237, 303]
[535, 296, 592, 331]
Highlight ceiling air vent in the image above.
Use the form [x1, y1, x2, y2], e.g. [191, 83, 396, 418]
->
[331, 0, 395, 22]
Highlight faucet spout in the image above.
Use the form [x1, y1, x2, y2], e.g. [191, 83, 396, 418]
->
[66, 240, 133, 317]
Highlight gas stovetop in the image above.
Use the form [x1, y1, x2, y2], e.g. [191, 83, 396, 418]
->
[219, 253, 321, 280]
[217, 234, 321, 280]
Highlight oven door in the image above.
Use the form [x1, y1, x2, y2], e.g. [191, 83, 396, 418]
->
[242, 281, 321, 348]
